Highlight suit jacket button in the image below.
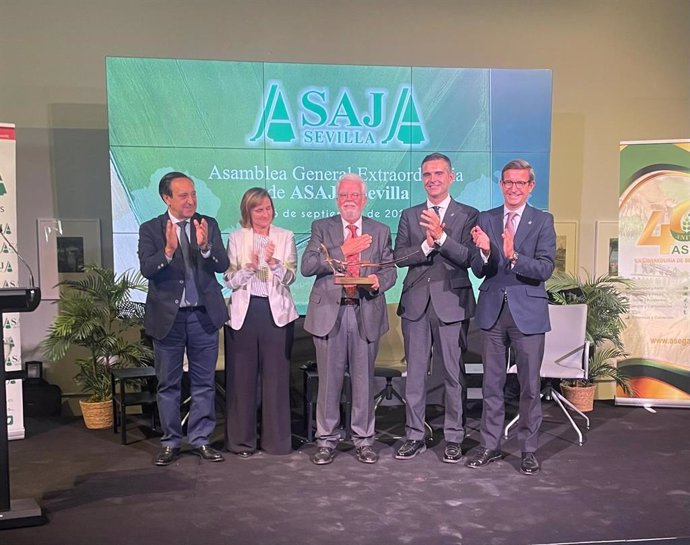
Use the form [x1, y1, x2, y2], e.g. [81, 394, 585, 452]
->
[174, 299, 180, 305]
[179, 280, 184, 284]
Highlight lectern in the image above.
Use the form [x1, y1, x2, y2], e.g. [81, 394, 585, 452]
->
[0, 287, 45, 529]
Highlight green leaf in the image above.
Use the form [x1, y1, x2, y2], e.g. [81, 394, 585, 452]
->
[548, 269, 635, 396]
[41, 265, 153, 401]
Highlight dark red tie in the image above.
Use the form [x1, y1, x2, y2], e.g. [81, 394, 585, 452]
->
[345, 224, 359, 298]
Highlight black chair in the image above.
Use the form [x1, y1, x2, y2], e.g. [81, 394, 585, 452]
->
[301, 362, 351, 442]
[372, 304, 437, 439]
[373, 304, 407, 407]
[371, 304, 408, 439]
[111, 366, 158, 445]
[373, 366, 406, 408]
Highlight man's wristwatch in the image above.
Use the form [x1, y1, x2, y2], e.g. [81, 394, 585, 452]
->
[509, 252, 519, 264]
[433, 231, 444, 248]
[199, 243, 212, 253]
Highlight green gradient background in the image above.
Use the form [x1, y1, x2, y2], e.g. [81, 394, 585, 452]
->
[107, 57, 548, 312]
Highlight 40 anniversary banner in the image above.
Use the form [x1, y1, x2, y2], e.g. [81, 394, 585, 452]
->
[618, 140, 690, 407]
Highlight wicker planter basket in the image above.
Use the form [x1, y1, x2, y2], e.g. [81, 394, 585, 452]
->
[79, 399, 113, 429]
[561, 383, 596, 413]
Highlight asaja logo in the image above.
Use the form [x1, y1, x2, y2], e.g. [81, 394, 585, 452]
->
[247, 81, 426, 148]
[638, 199, 690, 254]
[0, 170, 6, 197]
[5, 353, 19, 366]
[4, 316, 18, 329]
[671, 201, 690, 242]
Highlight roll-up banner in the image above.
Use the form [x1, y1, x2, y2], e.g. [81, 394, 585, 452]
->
[0, 122, 25, 439]
[618, 140, 690, 408]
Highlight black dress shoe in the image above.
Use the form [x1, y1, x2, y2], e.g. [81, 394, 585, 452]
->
[234, 450, 255, 459]
[311, 447, 335, 465]
[355, 446, 379, 464]
[192, 444, 225, 462]
[395, 439, 427, 460]
[520, 452, 540, 475]
[443, 442, 463, 464]
[465, 447, 502, 469]
[154, 446, 180, 467]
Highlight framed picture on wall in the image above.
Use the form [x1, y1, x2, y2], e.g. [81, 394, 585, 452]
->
[37, 219, 102, 300]
[554, 221, 578, 274]
[595, 220, 619, 277]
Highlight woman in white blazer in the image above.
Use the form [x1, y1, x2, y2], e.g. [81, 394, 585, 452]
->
[223, 188, 299, 457]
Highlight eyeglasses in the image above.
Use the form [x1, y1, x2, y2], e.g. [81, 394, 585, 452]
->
[501, 180, 531, 188]
[337, 192, 363, 199]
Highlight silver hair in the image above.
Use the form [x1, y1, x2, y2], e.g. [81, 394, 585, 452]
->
[336, 173, 368, 194]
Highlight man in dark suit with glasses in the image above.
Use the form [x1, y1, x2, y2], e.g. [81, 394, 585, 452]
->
[466, 159, 556, 475]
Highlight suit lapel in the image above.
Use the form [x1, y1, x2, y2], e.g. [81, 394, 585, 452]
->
[514, 205, 534, 248]
[158, 213, 169, 236]
[360, 217, 374, 268]
[330, 215, 345, 247]
[443, 200, 460, 234]
[159, 213, 183, 262]
[413, 203, 428, 242]
[188, 215, 201, 267]
[490, 207, 504, 242]
[189, 215, 201, 252]
[241, 228, 253, 264]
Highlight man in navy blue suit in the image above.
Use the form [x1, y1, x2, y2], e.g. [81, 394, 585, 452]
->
[465, 159, 556, 475]
[139, 172, 229, 466]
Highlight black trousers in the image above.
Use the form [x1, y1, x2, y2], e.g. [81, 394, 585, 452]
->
[224, 297, 294, 454]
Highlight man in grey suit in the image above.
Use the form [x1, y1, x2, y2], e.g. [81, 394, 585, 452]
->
[139, 172, 230, 466]
[465, 159, 556, 475]
[301, 173, 397, 465]
[394, 153, 479, 463]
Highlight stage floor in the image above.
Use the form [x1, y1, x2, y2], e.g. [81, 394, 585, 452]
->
[4, 401, 690, 545]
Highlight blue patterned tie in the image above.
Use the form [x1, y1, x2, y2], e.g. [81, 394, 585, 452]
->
[177, 221, 200, 306]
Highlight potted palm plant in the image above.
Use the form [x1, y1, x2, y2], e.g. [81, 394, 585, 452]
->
[546, 270, 635, 411]
[42, 265, 153, 429]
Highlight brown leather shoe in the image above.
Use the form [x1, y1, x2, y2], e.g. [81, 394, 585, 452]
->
[192, 444, 225, 462]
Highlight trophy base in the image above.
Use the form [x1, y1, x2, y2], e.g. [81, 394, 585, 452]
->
[334, 276, 375, 286]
